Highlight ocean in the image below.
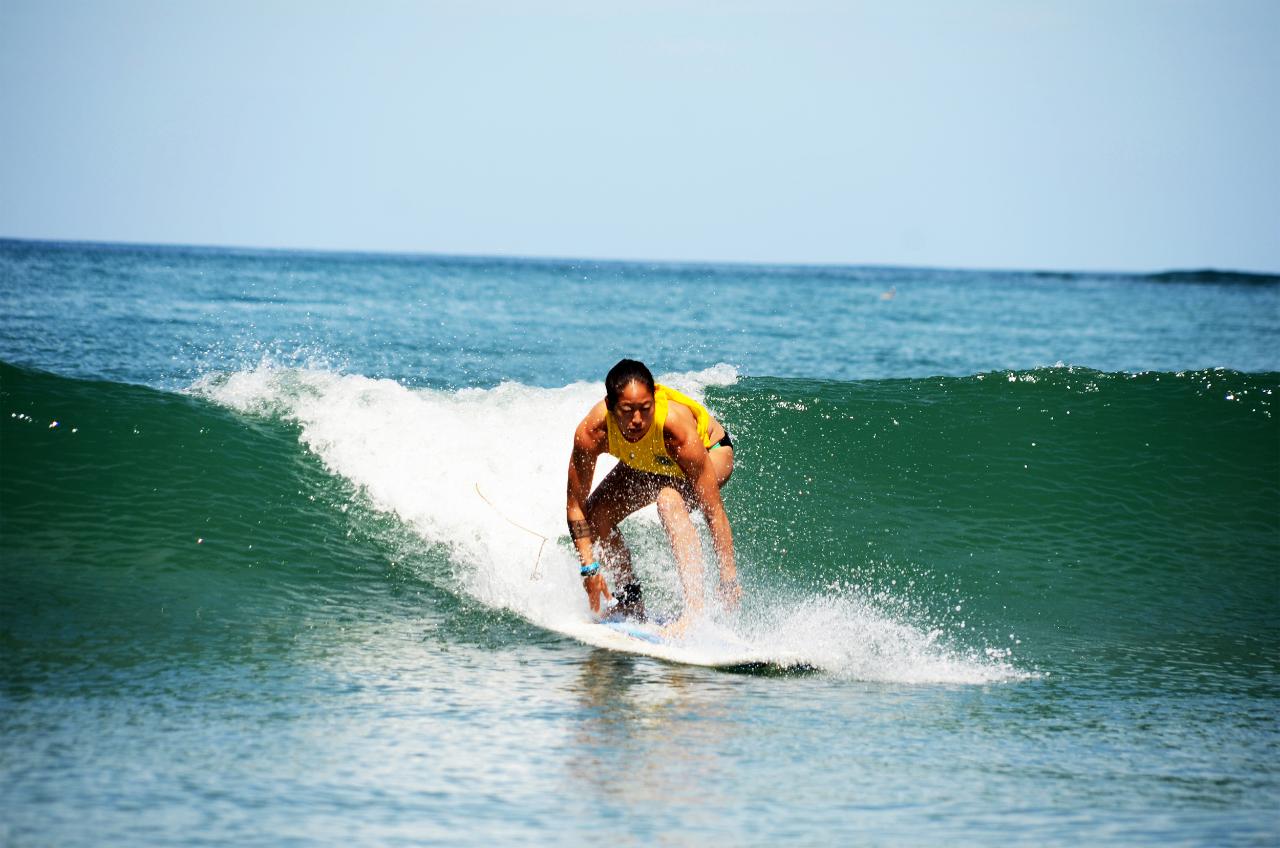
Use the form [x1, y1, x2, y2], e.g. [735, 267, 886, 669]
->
[1, 239, 1277, 845]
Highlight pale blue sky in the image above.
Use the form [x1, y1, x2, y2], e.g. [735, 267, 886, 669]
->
[2, 0, 1277, 272]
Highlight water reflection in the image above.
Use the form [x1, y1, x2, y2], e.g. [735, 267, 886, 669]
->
[566, 650, 740, 817]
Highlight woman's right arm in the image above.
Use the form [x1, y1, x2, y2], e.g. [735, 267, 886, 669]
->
[566, 410, 611, 612]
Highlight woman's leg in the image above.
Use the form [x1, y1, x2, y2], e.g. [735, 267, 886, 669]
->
[584, 464, 659, 615]
[659, 445, 736, 631]
[655, 484, 705, 620]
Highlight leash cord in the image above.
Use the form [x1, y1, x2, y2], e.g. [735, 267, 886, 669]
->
[474, 483, 549, 580]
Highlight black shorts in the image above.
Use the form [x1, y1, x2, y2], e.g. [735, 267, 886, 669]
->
[608, 434, 734, 511]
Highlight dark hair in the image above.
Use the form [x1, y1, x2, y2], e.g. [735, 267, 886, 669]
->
[605, 359, 655, 409]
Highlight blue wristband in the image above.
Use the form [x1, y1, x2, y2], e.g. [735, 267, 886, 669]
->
[580, 561, 601, 577]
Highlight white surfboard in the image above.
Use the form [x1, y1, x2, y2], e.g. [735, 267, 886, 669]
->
[553, 616, 812, 672]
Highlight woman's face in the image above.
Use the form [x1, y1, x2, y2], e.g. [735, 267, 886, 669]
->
[613, 381, 655, 442]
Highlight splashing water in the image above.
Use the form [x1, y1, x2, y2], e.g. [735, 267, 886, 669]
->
[196, 361, 1031, 683]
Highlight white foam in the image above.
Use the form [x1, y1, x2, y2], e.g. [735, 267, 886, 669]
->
[193, 363, 733, 616]
[193, 362, 1029, 684]
[737, 593, 1031, 684]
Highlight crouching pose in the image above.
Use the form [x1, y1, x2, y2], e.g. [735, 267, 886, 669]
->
[565, 359, 740, 632]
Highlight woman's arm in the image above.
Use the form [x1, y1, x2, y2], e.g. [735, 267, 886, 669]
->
[566, 407, 611, 612]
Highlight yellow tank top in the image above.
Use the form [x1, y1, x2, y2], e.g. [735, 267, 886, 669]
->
[605, 384, 713, 478]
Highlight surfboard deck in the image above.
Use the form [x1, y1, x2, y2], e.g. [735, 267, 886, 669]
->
[553, 615, 814, 673]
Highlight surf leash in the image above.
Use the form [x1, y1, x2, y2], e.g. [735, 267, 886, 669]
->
[474, 482, 549, 581]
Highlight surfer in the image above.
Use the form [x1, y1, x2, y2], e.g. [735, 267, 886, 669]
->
[566, 359, 739, 632]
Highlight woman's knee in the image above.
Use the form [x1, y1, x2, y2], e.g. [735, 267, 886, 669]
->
[654, 486, 689, 521]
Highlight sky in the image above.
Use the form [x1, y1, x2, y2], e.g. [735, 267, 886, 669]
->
[1, 0, 1277, 273]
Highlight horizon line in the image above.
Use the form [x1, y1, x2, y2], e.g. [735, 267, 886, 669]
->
[2, 234, 1277, 280]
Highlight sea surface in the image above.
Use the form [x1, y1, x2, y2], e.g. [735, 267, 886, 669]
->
[2, 239, 1278, 846]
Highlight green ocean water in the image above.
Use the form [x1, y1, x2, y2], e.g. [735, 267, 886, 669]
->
[4, 359, 1278, 844]
[2, 241, 1279, 845]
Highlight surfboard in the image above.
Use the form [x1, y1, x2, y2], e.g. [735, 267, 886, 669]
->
[553, 615, 813, 672]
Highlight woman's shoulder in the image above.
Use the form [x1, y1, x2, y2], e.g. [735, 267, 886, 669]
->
[575, 400, 610, 451]
[661, 395, 702, 438]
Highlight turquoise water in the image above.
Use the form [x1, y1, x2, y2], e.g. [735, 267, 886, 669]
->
[2, 240, 1278, 845]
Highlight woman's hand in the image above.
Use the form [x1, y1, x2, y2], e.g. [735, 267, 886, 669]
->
[583, 571, 613, 616]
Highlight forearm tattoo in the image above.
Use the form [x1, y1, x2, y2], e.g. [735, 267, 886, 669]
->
[568, 519, 594, 541]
